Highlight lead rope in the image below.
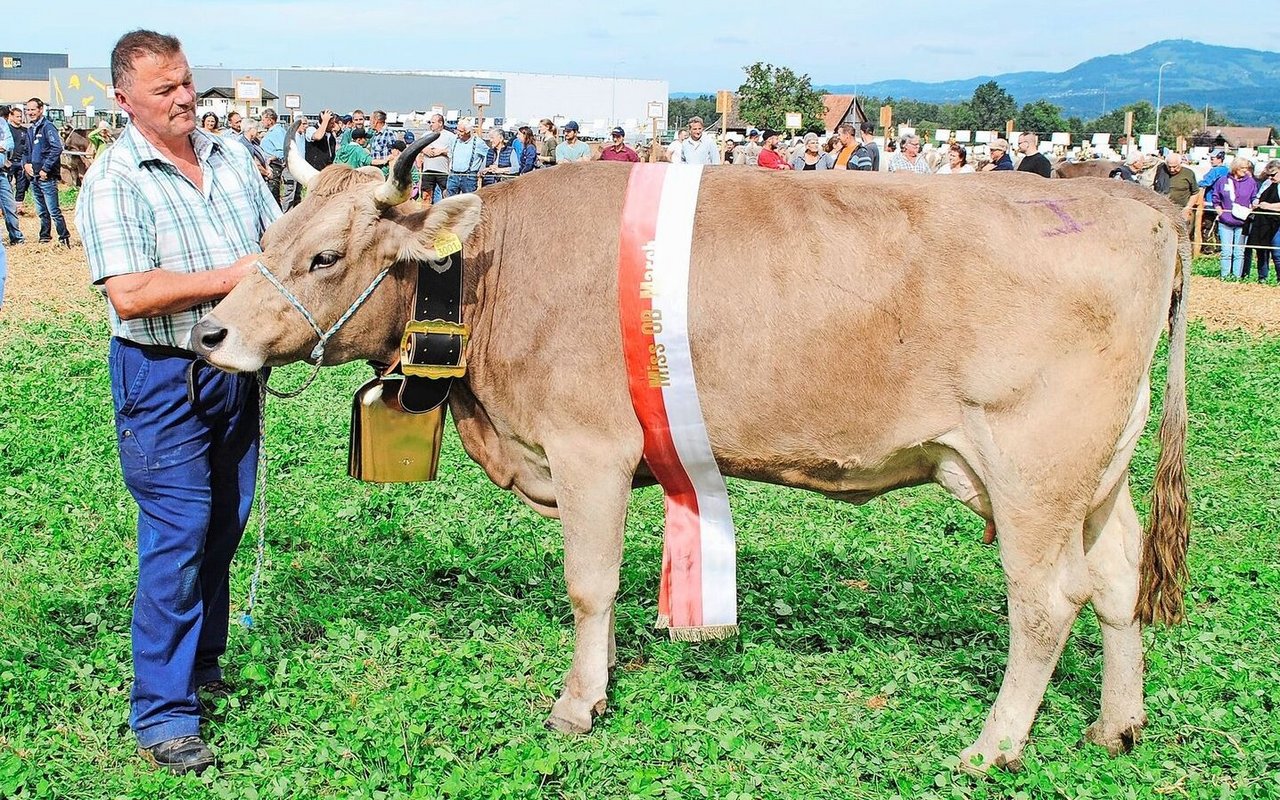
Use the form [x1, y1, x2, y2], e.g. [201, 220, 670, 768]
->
[237, 258, 394, 626]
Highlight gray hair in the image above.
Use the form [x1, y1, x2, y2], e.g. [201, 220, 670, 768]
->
[1264, 158, 1280, 176]
[899, 134, 920, 148]
[1230, 156, 1252, 172]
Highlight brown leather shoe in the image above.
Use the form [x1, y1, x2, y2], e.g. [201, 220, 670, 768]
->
[138, 735, 215, 775]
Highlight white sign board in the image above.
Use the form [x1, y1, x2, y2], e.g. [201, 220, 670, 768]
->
[284, 94, 301, 110]
[235, 79, 262, 102]
[785, 112, 803, 129]
[647, 101, 663, 119]
[1051, 132, 1071, 146]
[935, 129, 951, 142]
[953, 129, 971, 143]
[1138, 134, 1158, 153]
[1091, 133, 1111, 147]
[431, 105, 444, 115]
[975, 130, 992, 144]
[446, 109, 459, 122]
[472, 86, 491, 107]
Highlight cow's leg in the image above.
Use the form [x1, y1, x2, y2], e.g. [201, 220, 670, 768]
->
[1082, 479, 1146, 754]
[545, 446, 632, 735]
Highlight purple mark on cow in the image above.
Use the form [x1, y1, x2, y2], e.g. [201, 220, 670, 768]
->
[1017, 199, 1093, 237]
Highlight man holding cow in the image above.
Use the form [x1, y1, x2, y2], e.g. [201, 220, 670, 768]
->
[75, 28, 279, 775]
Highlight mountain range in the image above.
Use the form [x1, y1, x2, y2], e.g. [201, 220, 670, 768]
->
[679, 41, 1280, 126]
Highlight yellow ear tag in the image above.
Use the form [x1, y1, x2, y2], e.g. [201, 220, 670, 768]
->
[433, 230, 462, 259]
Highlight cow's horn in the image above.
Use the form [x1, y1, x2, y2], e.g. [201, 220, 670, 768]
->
[373, 132, 440, 210]
[285, 119, 321, 191]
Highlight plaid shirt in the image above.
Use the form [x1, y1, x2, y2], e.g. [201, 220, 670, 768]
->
[76, 124, 280, 348]
[886, 151, 931, 175]
[368, 127, 397, 162]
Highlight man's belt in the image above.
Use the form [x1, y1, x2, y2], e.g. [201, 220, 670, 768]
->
[449, 171, 479, 176]
[389, 248, 466, 414]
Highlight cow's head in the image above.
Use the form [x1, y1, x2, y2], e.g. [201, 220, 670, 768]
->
[191, 121, 482, 372]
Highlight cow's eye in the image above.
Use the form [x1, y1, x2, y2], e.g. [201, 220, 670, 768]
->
[310, 250, 343, 271]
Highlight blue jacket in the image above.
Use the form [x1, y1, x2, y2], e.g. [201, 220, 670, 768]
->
[24, 116, 63, 178]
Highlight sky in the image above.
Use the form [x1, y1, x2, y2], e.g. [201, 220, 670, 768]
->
[8, 0, 1278, 91]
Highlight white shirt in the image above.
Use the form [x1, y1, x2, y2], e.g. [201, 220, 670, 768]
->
[679, 136, 721, 165]
[421, 129, 456, 174]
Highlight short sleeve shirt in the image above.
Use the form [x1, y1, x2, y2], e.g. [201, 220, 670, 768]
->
[555, 140, 591, 163]
[76, 125, 281, 349]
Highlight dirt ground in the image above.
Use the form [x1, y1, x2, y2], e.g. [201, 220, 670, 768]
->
[3, 215, 1280, 336]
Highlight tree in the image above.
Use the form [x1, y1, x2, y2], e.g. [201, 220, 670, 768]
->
[736, 62, 828, 133]
[969, 81, 1016, 131]
[1086, 101, 1155, 139]
[1161, 109, 1203, 145]
[667, 95, 716, 129]
[1018, 100, 1065, 136]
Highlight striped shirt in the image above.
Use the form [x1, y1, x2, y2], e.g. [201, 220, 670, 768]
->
[368, 127, 397, 162]
[76, 124, 281, 348]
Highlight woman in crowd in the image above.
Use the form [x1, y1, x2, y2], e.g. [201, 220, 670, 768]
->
[1246, 159, 1280, 284]
[200, 113, 220, 134]
[936, 144, 973, 174]
[537, 119, 558, 167]
[479, 128, 519, 186]
[790, 132, 833, 170]
[1213, 156, 1259, 280]
[517, 127, 539, 174]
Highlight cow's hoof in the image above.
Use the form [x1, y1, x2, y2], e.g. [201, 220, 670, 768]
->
[546, 694, 600, 735]
[957, 745, 1023, 776]
[1085, 717, 1145, 756]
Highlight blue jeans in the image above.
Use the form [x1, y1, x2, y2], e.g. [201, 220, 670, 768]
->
[0, 172, 22, 243]
[110, 338, 260, 747]
[33, 176, 69, 242]
[1219, 223, 1246, 278]
[1260, 231, 1280, 282]
[0, 242, 7, 310]
[445, 173, 477, 196]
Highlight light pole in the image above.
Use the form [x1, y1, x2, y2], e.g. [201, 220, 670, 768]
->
[1155, 61, 1174, 143]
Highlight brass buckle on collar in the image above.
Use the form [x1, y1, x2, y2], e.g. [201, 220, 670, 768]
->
[399, 319, 468, 379]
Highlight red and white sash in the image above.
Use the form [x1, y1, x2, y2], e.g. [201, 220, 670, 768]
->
[618, 164, 738, 641]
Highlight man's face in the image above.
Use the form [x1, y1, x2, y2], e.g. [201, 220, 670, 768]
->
[904, 137, 920, 155]
[25, 101, 42, 122]
[611, 133, 623, 147]
[8, 109, 22, 127]
[839, 129, 853, 146]
[114, 51, 198, 140]
[565, 127, 578, 140]
[1018, 136, 1033, 154]
[689, 122, 704, 140]
[352, 113, 366, 128]
[1167, 155, 1182, 173]
[458, 126, 471, 141]
[227, 113, 242, 132]
[430, 116, 443, 132]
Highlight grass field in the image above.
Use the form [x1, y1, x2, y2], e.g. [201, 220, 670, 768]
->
[1, 220, 1279, 798]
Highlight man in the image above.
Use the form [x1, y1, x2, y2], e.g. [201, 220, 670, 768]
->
[665, 128, 688, 161]
[599, 127, 639, 162]
[886, 133, 930, 175]
[1016, 133, 1052, 177]
[555, 121, 591, 164]
[446, 120, 487, 195]
[75, 28, 279, 775]
[0, 105, 24, 245]
[419, 113, 455, 204]
[1109, 153, 1144, 182]
[1160, 153, 1199, 218]
[23, 98, 71, 245]
[1199, 150, 1229, 209]
[239, 120, 273, 182]
[222, 111, 243, 138]
[676, 116, 720, 165]
[339, 109, 366, 147]
[982, 138, 1014, 171]
[257, 108, 285, 206]
[756, 130, 791, 170]
[833, 123, 859, 169]
[857, 122, 881, 172]
[366, 110, 397, 168]
[735, 128, 761, 166]
[334, 128, 372, 168]
[7, 106, 28, 207]
[304, 110, 338, 172]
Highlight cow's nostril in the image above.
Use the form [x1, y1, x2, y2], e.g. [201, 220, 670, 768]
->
[191, 319, 229, 354]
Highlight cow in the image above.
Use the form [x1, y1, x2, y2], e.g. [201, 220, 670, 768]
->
[60, 128, 93, 187]
[191, 129, 1190, 774]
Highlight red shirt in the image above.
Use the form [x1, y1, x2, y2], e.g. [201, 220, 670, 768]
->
[600, 144, 640, 162]
[757, 147, 789, 170]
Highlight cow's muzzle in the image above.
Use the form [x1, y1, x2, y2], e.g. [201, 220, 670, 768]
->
[190, 317, 228, 357]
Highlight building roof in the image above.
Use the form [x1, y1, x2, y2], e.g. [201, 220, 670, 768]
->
[1194, 126, 1275, 148]
[821, 94, 870, 132]
[198, 86, 280, 101]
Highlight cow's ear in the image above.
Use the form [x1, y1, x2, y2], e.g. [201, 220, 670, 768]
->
[401, 194, 483, 262]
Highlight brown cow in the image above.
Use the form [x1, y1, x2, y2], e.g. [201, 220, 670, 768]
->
[60, 128, 93, 187]
[191, 134, 1190, 774]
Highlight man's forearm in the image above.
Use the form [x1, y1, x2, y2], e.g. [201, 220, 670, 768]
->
[105, 257, 256, 321]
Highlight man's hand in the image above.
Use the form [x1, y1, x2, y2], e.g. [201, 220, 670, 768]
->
[23, 163, 33, 177]
[38, 170, 46, 181]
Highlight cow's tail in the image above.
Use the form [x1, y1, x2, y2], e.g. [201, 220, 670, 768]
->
[1135, 232, 1191, 626]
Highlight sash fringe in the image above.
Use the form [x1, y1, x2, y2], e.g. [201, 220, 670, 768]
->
[667, 624, 739, 643]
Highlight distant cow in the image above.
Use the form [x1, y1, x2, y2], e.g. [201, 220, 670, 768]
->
[60, 128, 93, 187]
[193, 134, 1190, 774]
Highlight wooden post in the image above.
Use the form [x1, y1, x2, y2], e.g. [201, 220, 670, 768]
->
[650, 116, 660, 163]
[476, 105, 487, 133]
[1192, 196, 1204, 259]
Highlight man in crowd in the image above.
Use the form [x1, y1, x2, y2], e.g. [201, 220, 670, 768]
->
[76, 28, 280, 776]
[982, 138, 1014, 171]
[6, 106, 28, 207]
[676, 116, 720, 165]
[258, 108, 285, 206]
[419, 113, 455, 204]
[222, 111, 243, 139]
[833, 123, 859, 169]
[304, 109, 338, 172]
[857, 122, 880, 171]
[1016, 132, 1052, 177]
[23, 97, 71, 245]
[756, 130, 790, 170]
[339, 110, 366, 147]
[0, 105, 24, 245]
[734, 128, 761, 166]
[599, 127, 639, 162]
[1160, 152, 1199, 218]
[555, 121, 591, 163]
[665, 128, 688, 161]
[366, 110, 397, 168]
[446, 120, 487, 195]
[1198, 150, 1228, 227]
[335, 128, 372, 168]
[886, 133, 930, 174]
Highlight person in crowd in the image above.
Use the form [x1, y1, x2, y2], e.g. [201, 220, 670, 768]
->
[88, 120, 115, 158]
[790, 132, 832, 170]
[665, 128, 688, 161]
[736, 128, 762, 166]
[1158, 152, 1198, 218]
[23, 97, 70, 245]
[1243, 159, 1280, 283]
[755, 130, 790, 170]
[7, 106, 28, 207]
[419, 113, 455, 203]
[304, 110, 338, 172]
[446, 120, 487, 196]
[537, 118, 558, 166]
[936, 143, 973, 174]
[981, 138, 1014, 171]
[555, 121, 591, 163]
[832, 123, 859, 169]
[1212, 156, 1259, 280]
[1016, 132, 1052, 177]
[600, 127, 640, 162]
[1109, 153, 1145, 182]
[857, 122, 881, 171]
[824, 134, 841, 157]
[239, 120, 272, 183]
[76, 29, 280, 776]
[676, 116, 720, 165]
[516, 126, 538, 174]
[887, 133, 930, 174]
[479, 128, 519, 186]
[257, 108, 285, 206]
[339, 110, 366, 147]
[222, 111, 243, 139]
[1198, 149, 1229, 230]
[384, 140, 420, 189]
[366, 110, 397, 168]
[200, 112, 219, 134]
[0, 105, 23, 245]
[334, 128, 372, 168]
